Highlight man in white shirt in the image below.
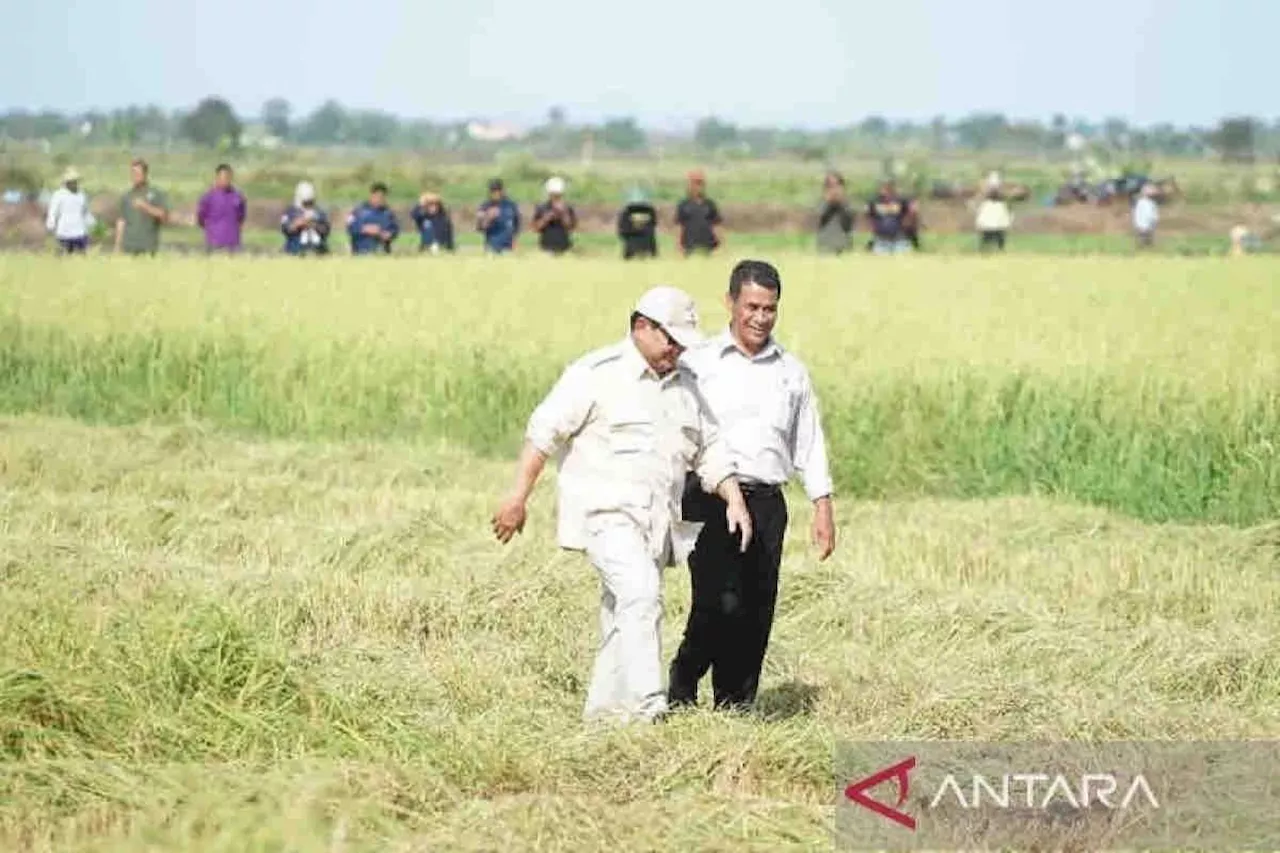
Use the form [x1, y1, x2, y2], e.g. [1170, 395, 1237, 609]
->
[1133, 183, 1159, 248]
[668, 259, 836, 712]
[45, 167, 95, 254]
[491, 286, 753, 725]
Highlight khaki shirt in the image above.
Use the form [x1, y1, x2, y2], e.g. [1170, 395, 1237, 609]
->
[681, 330, 833, 502]
[526, 336, 736, 565]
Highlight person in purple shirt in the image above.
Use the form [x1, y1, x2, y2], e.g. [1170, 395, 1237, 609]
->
[196, 163, 247, 252]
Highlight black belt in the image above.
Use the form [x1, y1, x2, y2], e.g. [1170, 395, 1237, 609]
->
[739, 481, 782, 497]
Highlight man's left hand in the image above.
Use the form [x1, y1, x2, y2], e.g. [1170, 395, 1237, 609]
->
[812, 497, 835, 561]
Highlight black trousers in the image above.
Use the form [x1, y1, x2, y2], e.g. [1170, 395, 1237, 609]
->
[668, 481, 788, 710]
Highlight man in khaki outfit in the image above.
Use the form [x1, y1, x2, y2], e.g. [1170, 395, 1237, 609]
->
[492, 286, 753, 724]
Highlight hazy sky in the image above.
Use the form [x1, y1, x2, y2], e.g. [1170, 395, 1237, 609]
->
[3, 0, 1272, 128]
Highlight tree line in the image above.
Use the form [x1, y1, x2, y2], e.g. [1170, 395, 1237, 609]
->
[2, 96, 1276, 163]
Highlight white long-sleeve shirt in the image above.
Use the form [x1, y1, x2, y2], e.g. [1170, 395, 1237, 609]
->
[681, 329, 834, 502]
[975, 199, 1013, 231]
[1133, 197, 1159, 232]
[45, 187, 95, 239]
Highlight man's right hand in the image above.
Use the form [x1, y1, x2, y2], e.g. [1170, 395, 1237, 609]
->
[724, 495, 753, 553]
[491, 494, 528, 543]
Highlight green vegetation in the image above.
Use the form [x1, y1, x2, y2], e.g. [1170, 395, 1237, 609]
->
[0, 255, 1276, 524]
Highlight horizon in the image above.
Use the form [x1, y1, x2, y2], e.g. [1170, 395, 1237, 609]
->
[2, 0, 1273, 131]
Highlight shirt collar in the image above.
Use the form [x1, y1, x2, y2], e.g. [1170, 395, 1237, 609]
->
[623, 336, 680, 383]
[714, 327, 781, 362]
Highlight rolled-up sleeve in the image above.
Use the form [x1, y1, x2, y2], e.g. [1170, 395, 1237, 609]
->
[525, 363, 594, 456]
[792, 371, 834, 501]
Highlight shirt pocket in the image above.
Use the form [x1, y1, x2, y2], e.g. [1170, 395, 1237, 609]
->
[605, 403, 657, 456]
[768, 384, 798, 435]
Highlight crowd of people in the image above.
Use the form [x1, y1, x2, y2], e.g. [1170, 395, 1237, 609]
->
[41, 157, 1194, 258]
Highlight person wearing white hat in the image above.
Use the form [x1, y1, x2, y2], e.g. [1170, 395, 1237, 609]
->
[532, 175, 578, 255]
[492, 286, 752, 725]
[280, 181, 332, 255]
[45, 167, 95, 254]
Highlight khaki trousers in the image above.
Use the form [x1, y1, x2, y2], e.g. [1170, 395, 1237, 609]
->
[581, 514, 667, 724]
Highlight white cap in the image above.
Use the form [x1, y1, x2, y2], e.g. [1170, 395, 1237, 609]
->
[62, 167, 81, 183]
[295, 181, 316, 203]
[633, 286, 703, 348]
[545, 176, 566, 195]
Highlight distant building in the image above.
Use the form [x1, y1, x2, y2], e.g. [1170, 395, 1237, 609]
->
[239, 123, 284, 149]
[466, 121, 525, 142]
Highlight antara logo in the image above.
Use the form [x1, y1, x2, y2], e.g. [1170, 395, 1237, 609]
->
[844, 756, 1161, 830]
[844, 756, 918, 830]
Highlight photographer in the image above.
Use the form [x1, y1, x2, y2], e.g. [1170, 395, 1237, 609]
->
[531, 176, 577, 255]
[476, 178, 520, 254]
[281, 181, 331, 255]
[347, 182, 399, 254]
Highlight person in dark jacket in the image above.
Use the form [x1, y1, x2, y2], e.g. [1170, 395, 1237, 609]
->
[865, 179, 914, 254]
[410, 191, 455, 253]
[617, 187, 659, 259]
[280, 181, 331, 255]
[675, 170, 723, 256]
[531, 176, 578, 255]
[347, 182, 399, 254]
[476, 178, 520, 253]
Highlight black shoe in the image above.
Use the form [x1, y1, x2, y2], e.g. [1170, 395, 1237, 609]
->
[667, 662, 698, 708]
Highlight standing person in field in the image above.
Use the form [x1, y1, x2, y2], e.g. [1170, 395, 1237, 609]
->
[409, 192, 455, 253]
[816, 171, 855, 255]
[280, 181, 331, 255]
[675, 170, 723, 256]
[45, 167, 94, 254]
[668, 259, 836, 713]
[974, 187, 1012, 252]
[531, 176, 578, 255]
[196, 163, 247, 253]
[477, 178, 520, 254]
[1132, 182, 1159, 249]
[617, 187, 659, 259]
[114, 158, 169, 256]
[491, 286, 752, 725]
[347, 182, 399, 254]
[865, 179, 913, 254]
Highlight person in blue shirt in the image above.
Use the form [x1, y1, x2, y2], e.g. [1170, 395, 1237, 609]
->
[475, 178, 520, 253]
[347, 182, 399, 254]
[410, 191, 456, 253]
[280, 181, 331, 255]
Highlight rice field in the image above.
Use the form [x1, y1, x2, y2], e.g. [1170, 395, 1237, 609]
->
[1, 253, 1278, 851]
